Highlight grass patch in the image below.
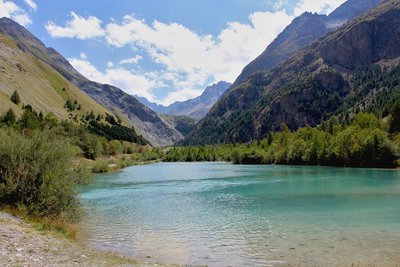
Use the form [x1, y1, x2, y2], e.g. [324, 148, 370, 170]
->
[0, 34, 18, 49]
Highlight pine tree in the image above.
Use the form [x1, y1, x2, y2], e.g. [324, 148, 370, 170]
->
[10, 90, 21, 105]
[2, 108, 16, 126]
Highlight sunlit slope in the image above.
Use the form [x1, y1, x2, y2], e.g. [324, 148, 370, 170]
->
[0, 33, 109, 118]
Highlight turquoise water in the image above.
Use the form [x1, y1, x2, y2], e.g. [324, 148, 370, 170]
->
[78, 163, 400, 266]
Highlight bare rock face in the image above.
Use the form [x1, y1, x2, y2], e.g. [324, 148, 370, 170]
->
[184, 0, 400, 145]
[320, 8, 400, 70]
[232, 0, 384, 87]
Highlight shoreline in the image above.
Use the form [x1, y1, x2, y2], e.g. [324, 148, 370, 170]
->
[0, 210, 183, 267]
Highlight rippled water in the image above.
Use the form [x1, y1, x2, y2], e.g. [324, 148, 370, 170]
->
[78, 163, 400, 266]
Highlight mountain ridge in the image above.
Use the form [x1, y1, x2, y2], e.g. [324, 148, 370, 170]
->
[137, 81, 231, 120]
[183, 0, 400, 145]
[232, 0, 383, 87]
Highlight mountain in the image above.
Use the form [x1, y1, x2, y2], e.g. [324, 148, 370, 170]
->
[0, 17, 182, 146]
[137, 81, 232, 120]
[159, 114, 197, 136]
[0, 18, 109, 119]
[232, 0, 383, 86]
[77, 82, 183, 146]
[184, 0, 400, 145]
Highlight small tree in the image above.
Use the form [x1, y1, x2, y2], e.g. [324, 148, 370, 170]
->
[10, 90, 21, 105]
[2, 108, 16, 126]
[64, 100, 75, 111]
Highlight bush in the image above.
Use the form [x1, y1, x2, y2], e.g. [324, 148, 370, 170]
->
[0, 129, 88, 221]
[91, 161, 110, 173]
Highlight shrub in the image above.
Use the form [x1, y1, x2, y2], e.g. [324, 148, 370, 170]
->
[0, 129, 88, 221]
[91, 161, 110, 173]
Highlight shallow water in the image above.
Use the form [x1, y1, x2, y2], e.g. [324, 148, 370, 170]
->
[78, 162, 400, 266]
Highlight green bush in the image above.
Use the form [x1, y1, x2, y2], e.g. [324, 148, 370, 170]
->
[0, 129, 88, 221]
[91, 160, 110, 173]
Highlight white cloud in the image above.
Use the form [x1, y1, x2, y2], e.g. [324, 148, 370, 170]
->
[53, 10, 293, 104]
[107, 61, 114, 68]
[68, 58, 160, 102]
[79, 52, 87, 59]
[162, 88, 203, 106]
[294, 0, 346, 16]
[105, 11, 293, 94]
[0, 0, 31, 26]
[44, 0, 351, 104]
[45, 12, 104, 40]
[24, 0, 36, 11]
[272, 0, 289, 11]
[119, 55, 143, 65]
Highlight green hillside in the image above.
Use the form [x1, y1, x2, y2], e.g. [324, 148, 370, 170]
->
[0, 33, 109, 119]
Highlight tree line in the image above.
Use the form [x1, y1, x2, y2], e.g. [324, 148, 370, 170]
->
[164, 108, 400, 168]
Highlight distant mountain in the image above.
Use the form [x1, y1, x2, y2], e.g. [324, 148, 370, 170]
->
[137, 81, 231, 120]
[159, 114, 197, 136]
[184, 0, 400, 145]
[0, 17, 182, 146]
[232, 0, 383, 86]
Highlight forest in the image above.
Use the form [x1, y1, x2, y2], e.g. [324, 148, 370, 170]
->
[164, 107, 400, 168]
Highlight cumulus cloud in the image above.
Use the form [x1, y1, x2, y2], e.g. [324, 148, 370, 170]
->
[119, 55, 143, 65]
[51, 10, 293, 104]
[105, 10, 293, 93]
[68, 57, 160, 102]
[45, 12, 105, 40]
[0, 0, 32, 26]
[294, 0, 346, 16]
[24, 0, 36, 11]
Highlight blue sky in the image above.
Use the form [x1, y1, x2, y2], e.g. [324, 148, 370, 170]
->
[1, 0, 346, 105]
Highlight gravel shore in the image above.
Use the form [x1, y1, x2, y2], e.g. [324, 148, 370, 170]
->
[0, 211, 174, 267]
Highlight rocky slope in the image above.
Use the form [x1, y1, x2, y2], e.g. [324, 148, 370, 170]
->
[80, 82, 183, 146]
[0, 18, 182, 146]
[137, 81, 231, 120]
[184, 0, 400, 145]
[232, 0, 383, 86]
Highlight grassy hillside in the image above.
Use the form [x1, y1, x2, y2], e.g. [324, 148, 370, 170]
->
[0, 34, 109, 120]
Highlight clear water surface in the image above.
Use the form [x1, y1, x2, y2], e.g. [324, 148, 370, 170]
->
[78, 162, 400, 266]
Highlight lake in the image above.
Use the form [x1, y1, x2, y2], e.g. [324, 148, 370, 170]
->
[78, 162, 400, 266]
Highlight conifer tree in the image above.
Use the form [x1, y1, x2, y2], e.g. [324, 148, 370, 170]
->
[10, 90, 21, 105]
[2, 108, 16, 126]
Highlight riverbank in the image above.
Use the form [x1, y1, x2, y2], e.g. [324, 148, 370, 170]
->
[0, 211, 181, 267]
[79, 154, 160, 174]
